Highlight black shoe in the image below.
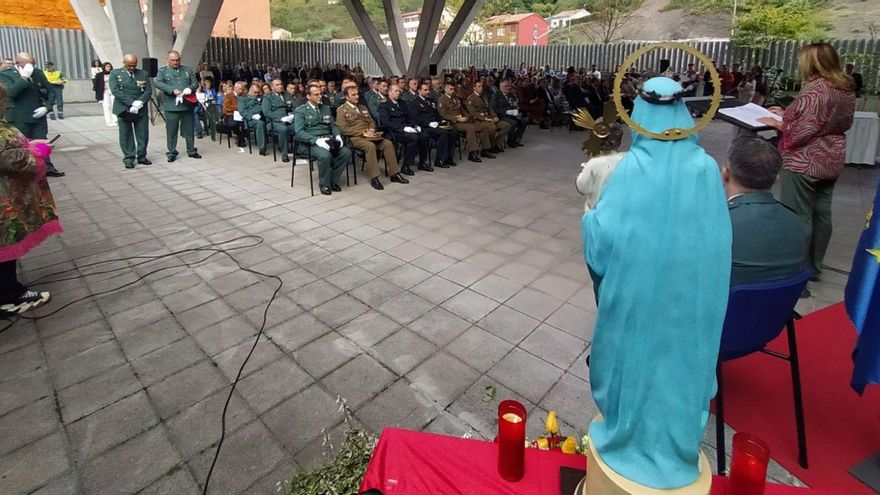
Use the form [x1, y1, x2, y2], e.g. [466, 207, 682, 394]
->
[490, 147, 504, 154]
[124, 162, 135, 169]
[800, 287, 812, 299]
[390, 173, 409, 184]
[46, 167, 65, 177]
[49, 114, 56, 120]
[371, 177, 384, 190]
[167, 155, 177, 162]
[188, 153, 202, 159]
[481, 151, 496, 159]
[320, 185, 332, 195]
[445, 159, 457, 167]
[401, 165, 415, 176]
[436, 162, 450, 168]
[58, 114, 64, 120]
[282, 156, 290, 162]
[197, 132, 204, 139]
[331, 184, 342, 192]
[508, 142, 519, 148]
[259, 149, 268, 156]
[468, 152, 482, 163]
[137, 158, 152, 165]
[0, 290, 50, 315]
[418, 163, 434, 172]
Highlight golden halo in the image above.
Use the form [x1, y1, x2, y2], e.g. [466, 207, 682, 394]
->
[612, 42, 722, 141]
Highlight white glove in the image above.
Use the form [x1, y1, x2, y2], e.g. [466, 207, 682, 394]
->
[252, 114, 261, 121]
[316, 138, 330, 150]
[32, 106, 48, 119]
[182, 87, 192, 96]
[429, 121, 439, 128]
[129, 105, 140, 114]
[403, 126, 416, 133]
[175, 95, 184, 105]
[415, 126, 422, 132]
[131, 100, 144, 110]
[17, 63, 34, 79]
[281, 115, 294, 124]
[506, 109, 518, 116]
[233, 110, 243, 122]
[335, 135, 343, 145]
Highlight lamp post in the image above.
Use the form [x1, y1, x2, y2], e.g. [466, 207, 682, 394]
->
[230, 17, 238, 68]
[731, 0, 738, 37]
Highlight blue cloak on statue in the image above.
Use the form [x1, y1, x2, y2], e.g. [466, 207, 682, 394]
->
[582, 77, 732, 488]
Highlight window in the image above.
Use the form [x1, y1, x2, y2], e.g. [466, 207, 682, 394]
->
[496, 27, 505, 36]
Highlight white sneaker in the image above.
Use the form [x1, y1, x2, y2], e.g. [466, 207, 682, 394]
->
[0, 290, 50, 315]
[238, 147, 246, 153]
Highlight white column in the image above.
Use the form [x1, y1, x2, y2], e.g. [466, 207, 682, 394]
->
[429, 0, 486, 70]
[106, 0, 150, 60]
[408, 0, 446, 76]
[383, 0, 411, 72]
[342, 0, 401, 76]
[69, 0, 122, 64]
[173, 0, 225, 67]
[146, 0, 174, 60]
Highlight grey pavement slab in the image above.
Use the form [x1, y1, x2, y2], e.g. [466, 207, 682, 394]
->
[0, 107, 864, 492]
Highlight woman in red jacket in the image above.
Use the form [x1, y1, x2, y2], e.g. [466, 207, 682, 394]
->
[758, 42, 855, 285]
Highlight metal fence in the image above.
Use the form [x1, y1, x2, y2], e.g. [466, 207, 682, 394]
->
[0, 26, 98, 80]
[2, 25, 878, 91]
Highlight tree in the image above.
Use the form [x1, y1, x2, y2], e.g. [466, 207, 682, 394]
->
[732, 1, 829, 49]
[578, 0, 641, 44]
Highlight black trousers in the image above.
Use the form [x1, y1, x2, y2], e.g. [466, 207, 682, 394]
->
[0, 260, 26, 304]
[418, 127, 453, 162]
[389, 131, 418, 167]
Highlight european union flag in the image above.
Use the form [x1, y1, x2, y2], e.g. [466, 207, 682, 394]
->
[845, 178, 880, 395]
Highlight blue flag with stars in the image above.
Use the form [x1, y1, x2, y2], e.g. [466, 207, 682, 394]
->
[845, 178, 880, 395]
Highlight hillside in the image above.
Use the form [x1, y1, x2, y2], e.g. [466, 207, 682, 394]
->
[270, 0, 880, 42]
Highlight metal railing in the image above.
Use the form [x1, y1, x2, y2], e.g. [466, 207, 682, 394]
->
[2, 25, 877, 92]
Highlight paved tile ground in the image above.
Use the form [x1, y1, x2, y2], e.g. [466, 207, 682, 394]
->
[0, 103, 876, 494]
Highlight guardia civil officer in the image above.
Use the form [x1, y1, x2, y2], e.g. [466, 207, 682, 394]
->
[263, 78, 295, 162]
[294, 82, 350, 195]
[154, 51, 201, 162]
[108, 54, 152, 169]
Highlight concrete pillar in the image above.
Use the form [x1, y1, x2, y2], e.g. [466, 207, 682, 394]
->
[383, 0, 411, 72]
[173, 0, 225, 68]
[408, 0, 446, 76]
[429, 0, 486, 70]
[342, 0, 400, 76]
[106, 0, 150, 60]
[69, 0, 122, 64]
[146, 0, 174, 60]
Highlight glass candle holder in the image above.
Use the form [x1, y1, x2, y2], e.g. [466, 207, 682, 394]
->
[729, 432, 770, 495]
[497, 400, 527, 482]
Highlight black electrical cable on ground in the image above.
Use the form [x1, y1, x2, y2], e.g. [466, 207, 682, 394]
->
[0, 235, 283, 494]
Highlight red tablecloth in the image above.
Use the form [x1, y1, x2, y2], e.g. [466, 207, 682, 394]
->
[359, 428, 841, 495]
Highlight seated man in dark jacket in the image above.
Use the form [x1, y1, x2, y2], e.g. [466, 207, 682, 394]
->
[380, 83, 417, 176]
[723, 135, 806, 286]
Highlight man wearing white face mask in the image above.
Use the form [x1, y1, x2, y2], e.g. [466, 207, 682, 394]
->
[0, 52, 65, 177]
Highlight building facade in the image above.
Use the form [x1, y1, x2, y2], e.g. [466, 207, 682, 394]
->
[155, 0, 271, 39]
[547, 9, 590, 29]
[485, 13, 549, 46]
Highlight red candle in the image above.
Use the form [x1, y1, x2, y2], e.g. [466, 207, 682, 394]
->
[729, 432, 770, 495]
[497, 400, 527, 482]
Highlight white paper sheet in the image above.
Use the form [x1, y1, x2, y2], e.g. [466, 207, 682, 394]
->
[718, 103, 782, 129]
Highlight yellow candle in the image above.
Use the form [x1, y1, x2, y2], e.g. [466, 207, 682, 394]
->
[502, 413, 523, 423]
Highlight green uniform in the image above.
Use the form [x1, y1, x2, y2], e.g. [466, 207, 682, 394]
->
[154, 64, 199, 159]
[237, 95, 266, 152]
[108, 67, 152, 167]
[363, 89, 386, 127]
[293, 102, 350, 189]
[400, 89, 418, 103]
[0, 67, 59, 171]
[262, 91, 295, 156]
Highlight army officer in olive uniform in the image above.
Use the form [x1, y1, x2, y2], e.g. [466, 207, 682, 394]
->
[337, 85, 408, 191]
[153, 50, 201, 162]
[263, 78, 296, 162]
[294, 82, 351, 195]
[238, 84, 268, 155]
[466, 80, 509, 153]
[108, 54, 153, 169]
[437, 81, 495, 163]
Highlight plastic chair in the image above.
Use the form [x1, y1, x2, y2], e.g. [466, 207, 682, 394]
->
[714, 270, 811, 474]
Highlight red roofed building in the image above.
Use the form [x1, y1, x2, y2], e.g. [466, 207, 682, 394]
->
[485, 13, 550, 46]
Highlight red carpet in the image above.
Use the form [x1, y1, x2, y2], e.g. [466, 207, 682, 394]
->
[717, 302, 880, 494]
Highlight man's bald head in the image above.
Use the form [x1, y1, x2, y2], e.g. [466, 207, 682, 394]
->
[15, 52, 34, 65]
[123, 54, 138, 71]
